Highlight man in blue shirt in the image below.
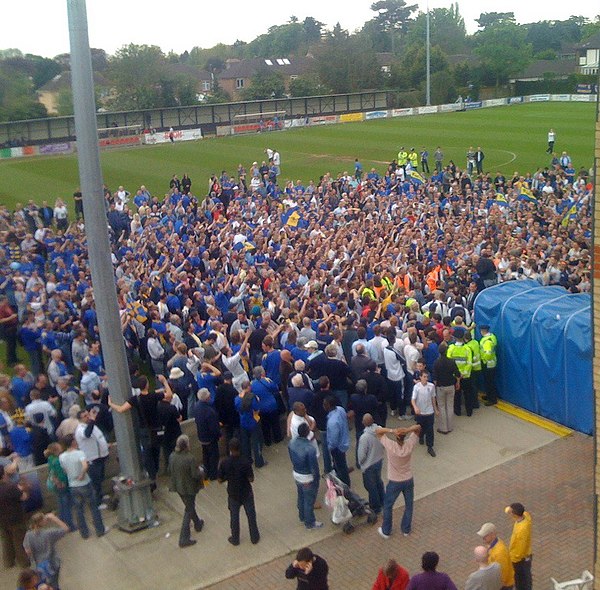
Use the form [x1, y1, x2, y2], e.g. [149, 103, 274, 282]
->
[323, 395, 351, 485]
[288, 422, 322, 529]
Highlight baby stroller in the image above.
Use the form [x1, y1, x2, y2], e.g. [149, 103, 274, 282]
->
[324, 472, 378, 534]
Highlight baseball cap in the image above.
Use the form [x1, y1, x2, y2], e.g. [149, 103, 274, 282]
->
[306, 340, 319, 350]
[476, 522, 496, 537]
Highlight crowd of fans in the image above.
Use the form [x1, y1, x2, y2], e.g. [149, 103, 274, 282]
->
[0, 141, 588, 588]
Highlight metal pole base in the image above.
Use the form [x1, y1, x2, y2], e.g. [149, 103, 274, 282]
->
[112, 477, 158, 533]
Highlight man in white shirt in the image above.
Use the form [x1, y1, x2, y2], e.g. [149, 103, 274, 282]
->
[383, 333, 407, 419]
[25, 389, 56, 436]
[367, 325, 387, 368]
[272, 149, 281, 175]
[546, 128, 555, 154]
[79, 362, 102, 405]
[75, 409, 109, 510]
[411, 372, 438, 457]
[59, 434, 106, 538]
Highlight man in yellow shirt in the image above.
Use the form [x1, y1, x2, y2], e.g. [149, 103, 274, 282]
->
[477, 522, 515, 590]
[505, 503, 532, 590]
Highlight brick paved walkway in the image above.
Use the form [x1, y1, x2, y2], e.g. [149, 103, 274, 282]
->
[207, 433, 593, 590]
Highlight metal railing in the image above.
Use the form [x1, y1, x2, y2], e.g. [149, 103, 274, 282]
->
[0, 90, 390, 146]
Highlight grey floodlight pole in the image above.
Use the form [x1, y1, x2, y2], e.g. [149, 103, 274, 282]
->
[425, 0, 431, 106]
[67, 0, 155, 531]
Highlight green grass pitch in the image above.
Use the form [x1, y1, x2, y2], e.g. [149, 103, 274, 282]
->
[0, 102, 595, 210]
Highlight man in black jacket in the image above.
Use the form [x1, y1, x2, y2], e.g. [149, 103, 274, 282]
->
[193, 388, 221, 480]
[285, 546, 329, 590]
[217, 438, 260, 546]
[475, 249, 497, 291]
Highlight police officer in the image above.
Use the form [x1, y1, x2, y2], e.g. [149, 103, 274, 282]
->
[407, 148, 418, 170]
[361, 280, 376, 301]
[447, 328, 474, 416]
[464, 331, 482, 409]
[479, 325, 498, 406]
[397, 147, 408, 172]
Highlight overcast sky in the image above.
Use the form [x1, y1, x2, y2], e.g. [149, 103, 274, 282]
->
[3, 1, 599, 58]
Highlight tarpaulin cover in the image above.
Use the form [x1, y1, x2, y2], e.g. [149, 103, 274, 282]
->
[474, 281, 592, 433]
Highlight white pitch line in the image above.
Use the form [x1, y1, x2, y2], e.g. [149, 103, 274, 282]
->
[495, 149, 518, 168]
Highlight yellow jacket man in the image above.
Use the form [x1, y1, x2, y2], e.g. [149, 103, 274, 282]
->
[506, 503, 532, 590]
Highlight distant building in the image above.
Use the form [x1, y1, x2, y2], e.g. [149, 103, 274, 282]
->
[37, 71, 112, 115]
[218, 57, 314, 101]
[509, 59, 578, 84]
[376, 53, 394, 77]
[166, 63, 213, 97]
[578, 32, 600, 75]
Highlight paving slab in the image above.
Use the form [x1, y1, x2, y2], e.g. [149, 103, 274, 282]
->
[0, 406, 577, 590]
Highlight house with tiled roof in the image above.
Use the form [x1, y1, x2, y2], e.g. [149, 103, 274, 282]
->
[578, 31, 600, 75]
[509, 59, 578, 84]
[218, 56, 314, 100]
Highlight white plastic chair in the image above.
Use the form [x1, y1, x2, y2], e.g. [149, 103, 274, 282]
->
[551, 570, 594, 590]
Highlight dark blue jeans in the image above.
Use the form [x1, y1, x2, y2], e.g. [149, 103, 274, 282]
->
[362, 459, 385, 513]
[88, 456, 107, 505]
[382, 477, 414, 536]
[228, 494, 260, 543]
[260, 410, 282, 446]
[55, 488, 75, 530]
[387, 379, 406, 414]
[201, 439, 220, 480]
[513, 557, 532, 590]
[139, 429, 160, 481]
[319, 430, 332, 474]
[330, 447, 350, 486]
[240, 427, 265, 467]
[178, 493, 202, 545]
[296, 479, 319, 528]
[415, 413, 435, 448]
[71, 483, 105, 538]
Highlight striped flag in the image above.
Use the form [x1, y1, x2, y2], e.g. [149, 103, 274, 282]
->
[407, 170, 425, 185]
[561, 203, 578, 227]
[518, 187, 537, 203]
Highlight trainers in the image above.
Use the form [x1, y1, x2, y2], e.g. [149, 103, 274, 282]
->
[427, 447, 436, 457]
[194, 519, 204, 532]
[308, 521, 324, 529]
[98, 503, 108, 510]
[227, 536, 240, 546]
[377, 527, 391, 540]
[403, 532, 410, 537]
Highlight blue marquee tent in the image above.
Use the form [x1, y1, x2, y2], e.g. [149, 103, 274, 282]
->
[474, 281, 592, 434]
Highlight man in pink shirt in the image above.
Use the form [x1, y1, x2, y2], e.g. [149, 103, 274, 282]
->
[375, 424, 421, 539]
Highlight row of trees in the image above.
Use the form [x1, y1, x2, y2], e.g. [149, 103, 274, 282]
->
[1, 2, 599, 120]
